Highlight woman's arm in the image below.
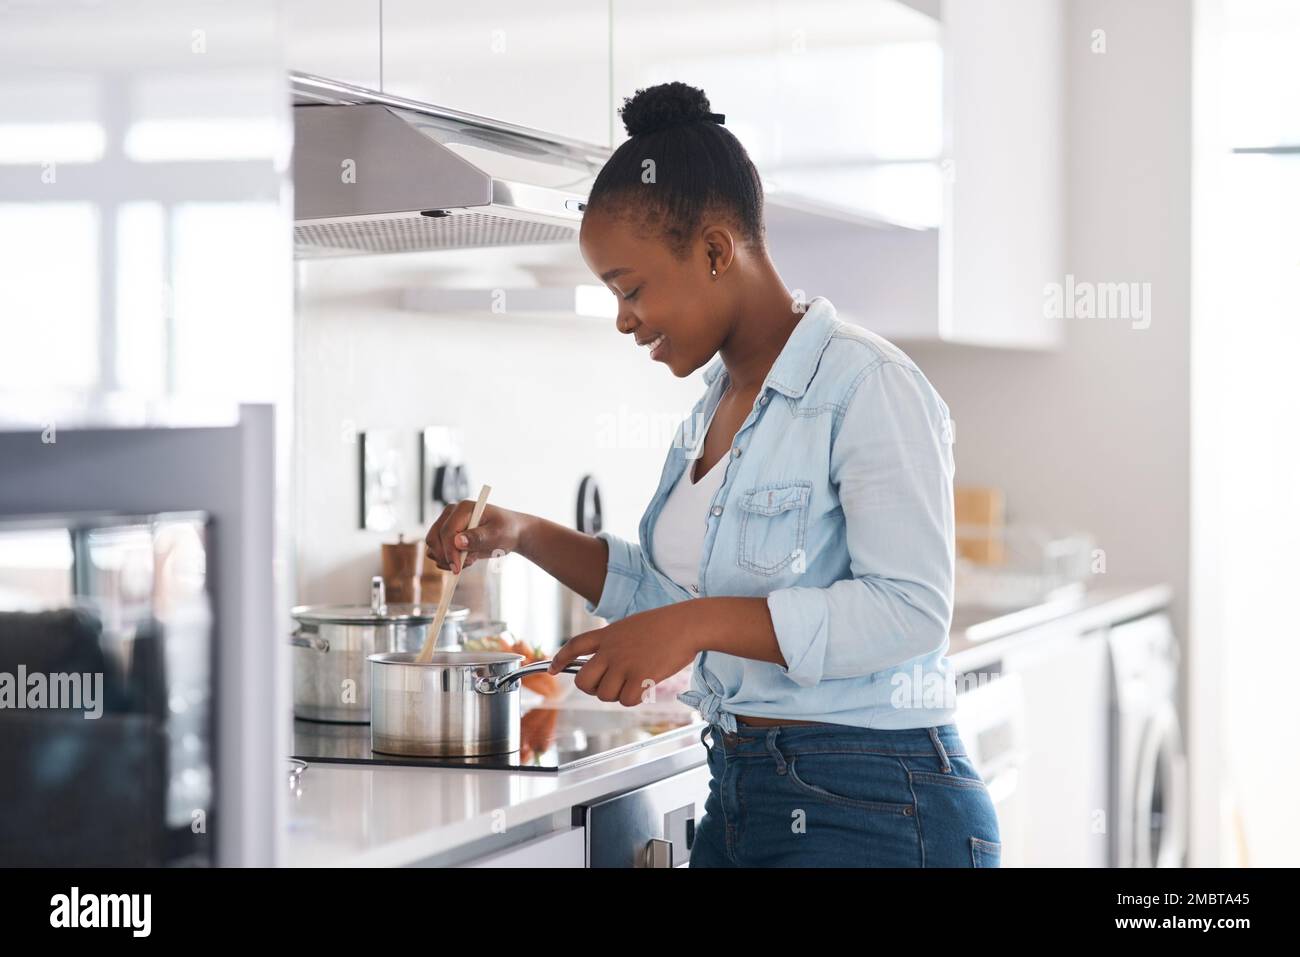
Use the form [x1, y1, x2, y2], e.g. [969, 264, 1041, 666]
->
[425, 504, 608, 606]
[673, 596, 785, 665]
[515, 515, 609, 607]
[546, 595, 785, 701]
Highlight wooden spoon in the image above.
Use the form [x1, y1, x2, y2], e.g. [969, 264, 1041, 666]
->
[415, 484, 491, 663]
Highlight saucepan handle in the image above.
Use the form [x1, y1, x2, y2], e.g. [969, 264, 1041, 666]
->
[289, 629, 330, 653]
[475, 655, 592, 695]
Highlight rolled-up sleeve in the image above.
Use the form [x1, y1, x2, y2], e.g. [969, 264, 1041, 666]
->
[585, 530, 687, 622]
[765, 359, 955, 687]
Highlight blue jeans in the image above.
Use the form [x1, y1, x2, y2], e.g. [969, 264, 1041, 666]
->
[689, 720, 1002, 867]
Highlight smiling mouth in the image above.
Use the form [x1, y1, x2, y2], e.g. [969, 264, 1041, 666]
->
[640, 333, 667, 360]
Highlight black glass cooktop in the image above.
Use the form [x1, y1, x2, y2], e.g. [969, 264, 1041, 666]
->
[292, 704, 706, 773]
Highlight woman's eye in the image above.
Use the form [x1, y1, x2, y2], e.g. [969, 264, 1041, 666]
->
[622, 286, 641, 302]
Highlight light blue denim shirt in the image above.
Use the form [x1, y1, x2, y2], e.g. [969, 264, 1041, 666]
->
[585, 296, 959, 733]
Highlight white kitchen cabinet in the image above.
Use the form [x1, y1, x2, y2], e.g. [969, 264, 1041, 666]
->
[1001, 623, 1110, 867]
[611, 0, 783, 164]
[381, 0, 612, 145]
[613, 0, 1061, 347]
[938, 0, 1064, 347]
[610, 0, 948, 340]
[284, 0, 382, 90]
[464, 825, 586, 867]
[611, 0, 941, 227]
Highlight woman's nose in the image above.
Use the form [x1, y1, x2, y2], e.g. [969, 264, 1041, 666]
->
[615, 309, 638, 335]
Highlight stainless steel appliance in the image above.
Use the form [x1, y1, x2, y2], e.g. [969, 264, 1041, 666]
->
[576, 764, 712, 867]
[292, 73, 604, 257]
[0, 408, 284, 866]
[1108, 613, 1187, 867]
[0, 511, 214, 866]
[290, 73, 881, 263]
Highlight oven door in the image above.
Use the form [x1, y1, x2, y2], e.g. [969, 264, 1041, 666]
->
[576, 762, 711, 868]
[0, 511, 214, 866]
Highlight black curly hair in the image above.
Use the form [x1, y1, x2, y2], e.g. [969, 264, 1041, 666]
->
[585, 82, 765, 259]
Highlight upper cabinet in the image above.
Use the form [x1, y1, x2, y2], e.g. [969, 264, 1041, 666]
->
[939, 0, 1064, 348]
[280, 1, 1062, 348]
[284, 0, 382, 90]
[612, 0, 942, 230]
[381, 0, 612, 146]
[611, 0, 1064, 349]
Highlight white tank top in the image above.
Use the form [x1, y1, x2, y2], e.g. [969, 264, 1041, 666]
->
[653, 402, 728, 594]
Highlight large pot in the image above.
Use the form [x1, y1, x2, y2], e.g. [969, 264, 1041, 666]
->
[368, 651, 588, 757]
[291, 602, 468, 723]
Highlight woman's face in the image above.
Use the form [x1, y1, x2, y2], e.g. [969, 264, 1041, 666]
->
[579, 209, 726, 378]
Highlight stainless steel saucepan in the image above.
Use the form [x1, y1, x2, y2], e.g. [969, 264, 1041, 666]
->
[368, 650, 590, 757]
[291, 582, 468, 723]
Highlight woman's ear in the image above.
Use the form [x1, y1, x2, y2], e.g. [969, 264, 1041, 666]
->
[701, 223, 737, 278]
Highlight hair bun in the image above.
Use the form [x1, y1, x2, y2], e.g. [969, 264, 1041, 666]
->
[619, 82, 724, 136]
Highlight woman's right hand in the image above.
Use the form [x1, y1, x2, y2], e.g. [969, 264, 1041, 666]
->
[425, 501, 532, 574]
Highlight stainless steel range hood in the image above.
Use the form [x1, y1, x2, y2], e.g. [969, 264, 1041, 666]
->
[292, 74, 606, 258]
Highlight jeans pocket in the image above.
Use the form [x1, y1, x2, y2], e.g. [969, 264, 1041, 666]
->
[948, 754, 991, 787]
[909, 769, 990, 793]
[736, 481, 811, 575]
[970, 836, 1001, 868]
[783, 751, 914, 815]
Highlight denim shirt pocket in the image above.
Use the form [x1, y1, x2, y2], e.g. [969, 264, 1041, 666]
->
[735, 480, 812, 575]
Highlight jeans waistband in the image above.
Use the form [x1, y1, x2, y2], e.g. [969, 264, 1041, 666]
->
[699, 720, 966, 761]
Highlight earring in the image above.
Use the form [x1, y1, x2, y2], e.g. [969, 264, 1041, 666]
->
[711, 266, 717, 277]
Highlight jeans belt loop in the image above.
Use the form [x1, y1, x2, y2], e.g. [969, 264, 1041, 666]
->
[765, 727, 788, 775]
[928, 725, 952, 773]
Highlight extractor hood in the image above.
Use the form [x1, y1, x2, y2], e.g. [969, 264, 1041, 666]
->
[292, 74, 606, 258]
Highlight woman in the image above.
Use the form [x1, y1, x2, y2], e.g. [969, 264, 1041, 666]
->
[425, 82, 1001, 868]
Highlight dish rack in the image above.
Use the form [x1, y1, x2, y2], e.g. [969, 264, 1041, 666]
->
[954, 524, 1095, 609]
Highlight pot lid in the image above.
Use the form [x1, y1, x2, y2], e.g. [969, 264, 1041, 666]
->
[290, 603, 469, 625]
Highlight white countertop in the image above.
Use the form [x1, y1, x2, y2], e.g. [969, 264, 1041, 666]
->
[945, 582, 1173, 671]
[286, 582, 1172, 867]
[286, 715, 707, 867]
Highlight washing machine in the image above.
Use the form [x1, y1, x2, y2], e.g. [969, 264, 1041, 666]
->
[1107, 612, 1188, 867]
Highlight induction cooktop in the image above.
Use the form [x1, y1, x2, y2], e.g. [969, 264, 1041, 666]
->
[291, 703, 706, 773]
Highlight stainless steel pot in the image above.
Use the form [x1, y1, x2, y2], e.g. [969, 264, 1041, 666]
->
[290, 595, 468, 724]
[368, 650, 589, 757]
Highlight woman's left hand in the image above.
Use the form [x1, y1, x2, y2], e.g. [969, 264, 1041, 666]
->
[547, 603, 701, 707]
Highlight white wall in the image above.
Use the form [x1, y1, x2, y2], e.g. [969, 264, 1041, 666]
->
[907, 0, 1196, 855]
[1192, 0, 1299, 869]
[292, 251, 703, 650]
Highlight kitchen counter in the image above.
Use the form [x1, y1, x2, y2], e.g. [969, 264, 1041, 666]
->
[286, 710, 707, 867]
[946, 582, 1172, 672]
[286, 582, 1171, 867]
